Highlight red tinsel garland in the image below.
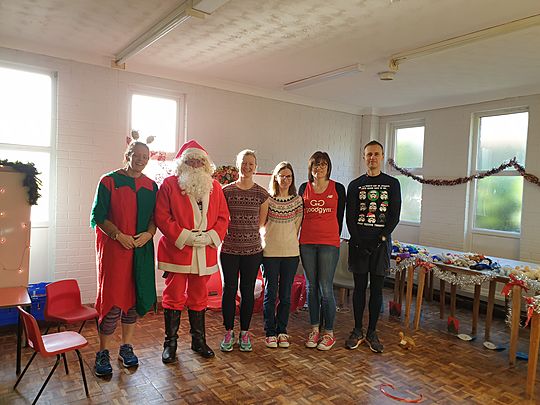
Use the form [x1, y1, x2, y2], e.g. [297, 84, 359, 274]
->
[388, 157, 540, 187]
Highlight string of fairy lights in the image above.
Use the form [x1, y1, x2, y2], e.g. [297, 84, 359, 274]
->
[0, 170, 32, 274]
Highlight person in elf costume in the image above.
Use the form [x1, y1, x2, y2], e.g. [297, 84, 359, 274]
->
[90, 140, 158, 377]
[155, 140, 229, 363]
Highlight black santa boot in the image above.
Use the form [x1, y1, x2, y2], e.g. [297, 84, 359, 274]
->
[188, 309, 215, 358]
[162, 308, 181, 363]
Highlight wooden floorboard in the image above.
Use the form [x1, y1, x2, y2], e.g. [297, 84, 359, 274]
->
[0, 287, 538, 404]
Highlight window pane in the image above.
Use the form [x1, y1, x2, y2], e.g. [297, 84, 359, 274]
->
[474, 176, 523, 233]
[396, 175, 422, 223]
[478, 112, 528, 170]
[0, 67, 52, 147]
[131, 94, 177, 153]
[0, 150, 50, 223]
[395, 126, 424, 168]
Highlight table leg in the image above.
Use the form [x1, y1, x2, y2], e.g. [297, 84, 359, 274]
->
[414, 270, 426, 330]
[404, 265, 415, 328]
[472, 284, 481, 336]
[427, 271, 434, 302]
[484, 280, 496, 342]
[399, 268, 407, 305]
[338, 288, 346, 308]
[439, 280, 446, 319]
[526, 313, 540, 399]
[509, 285, 522, 367]
[450, 282, 457, 319]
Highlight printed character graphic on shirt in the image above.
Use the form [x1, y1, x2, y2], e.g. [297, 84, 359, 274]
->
[357, 184, 391, 227]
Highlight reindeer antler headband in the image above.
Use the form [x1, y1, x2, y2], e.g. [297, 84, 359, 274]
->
[128, 130, 155, 145]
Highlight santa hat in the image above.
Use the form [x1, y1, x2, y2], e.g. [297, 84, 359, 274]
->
[175, 140, 208, 160]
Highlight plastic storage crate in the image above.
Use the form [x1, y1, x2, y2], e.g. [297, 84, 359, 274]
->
[28, 282, 49, 321]
[0, 307, 19, 326]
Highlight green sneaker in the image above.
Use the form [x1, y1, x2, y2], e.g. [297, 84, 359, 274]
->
[239, 331, 253, 352]
[220, 330, 235, 352]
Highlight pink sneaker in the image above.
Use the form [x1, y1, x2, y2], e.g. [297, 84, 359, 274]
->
[265, 336, 278, 348]
[305, 330, 320, 348]
[277, 333, 290, 348]
[317, 334, 336, 351]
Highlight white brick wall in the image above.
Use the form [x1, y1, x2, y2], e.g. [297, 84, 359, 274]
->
[0, 47, 362, 304]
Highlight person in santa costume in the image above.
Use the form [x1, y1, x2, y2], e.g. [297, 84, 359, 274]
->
[155, 140, 229, 362]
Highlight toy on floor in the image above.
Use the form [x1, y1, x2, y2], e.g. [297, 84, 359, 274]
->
[399, 331, 416, 350]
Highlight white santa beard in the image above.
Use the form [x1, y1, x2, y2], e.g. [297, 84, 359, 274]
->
[177, 164, 213, 201]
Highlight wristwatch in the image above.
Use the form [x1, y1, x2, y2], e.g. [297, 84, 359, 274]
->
[111, 231, 119, 240]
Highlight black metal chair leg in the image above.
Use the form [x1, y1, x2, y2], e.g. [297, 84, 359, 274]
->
[44, 325, 50, 335]
[75, 349, 89, 397]
[94, 318, 99, 331]
[77, 320, 87, 334]
[13, 352, 37, 389]
[57, 323, 61, 333]
[62, 353, 69, 374]
[32, 355, 61, 405]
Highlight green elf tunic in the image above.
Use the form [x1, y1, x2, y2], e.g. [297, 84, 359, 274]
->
[90, 170, 158, 322]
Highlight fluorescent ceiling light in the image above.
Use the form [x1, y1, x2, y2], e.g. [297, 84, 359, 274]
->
[283, 63, 364, 91]
[114, 0, 229, 66]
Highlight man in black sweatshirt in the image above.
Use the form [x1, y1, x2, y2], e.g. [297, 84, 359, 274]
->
[345, 140, 401, 353]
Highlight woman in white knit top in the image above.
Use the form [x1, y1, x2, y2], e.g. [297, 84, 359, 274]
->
[262, 162, 303, 348]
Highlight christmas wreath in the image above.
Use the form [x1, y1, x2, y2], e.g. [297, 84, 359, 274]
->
[213, 165, 239, 185]
[0, 159, 42, 205]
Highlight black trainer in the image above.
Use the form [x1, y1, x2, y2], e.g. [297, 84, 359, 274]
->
[365, 331, 384, 353]
[345, 329, 364, 350]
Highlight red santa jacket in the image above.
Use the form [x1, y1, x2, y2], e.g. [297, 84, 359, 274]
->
[155, 176, 229, 275]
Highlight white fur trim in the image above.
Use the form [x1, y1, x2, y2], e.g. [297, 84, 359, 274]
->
[206, 229, 221, 248]
[175, 229, 191, 250]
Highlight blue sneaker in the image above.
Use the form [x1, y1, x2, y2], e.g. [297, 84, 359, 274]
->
[118, 344, 139, 367]
[94, 349, 113, 377]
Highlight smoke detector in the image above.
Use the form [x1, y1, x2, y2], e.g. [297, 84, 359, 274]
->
[378, 71, 396, 81]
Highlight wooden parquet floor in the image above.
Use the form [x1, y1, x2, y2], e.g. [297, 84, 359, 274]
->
[0, 288, 538, 405]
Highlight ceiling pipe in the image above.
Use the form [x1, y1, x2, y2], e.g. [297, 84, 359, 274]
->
[387, 13, 540, 74]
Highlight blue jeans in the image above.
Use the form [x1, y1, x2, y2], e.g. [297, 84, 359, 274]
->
[262, 256, 299, 336]
[300, 244, 339, 331]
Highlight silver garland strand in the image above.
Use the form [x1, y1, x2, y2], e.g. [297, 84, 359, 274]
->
[432, 267, 496, 287]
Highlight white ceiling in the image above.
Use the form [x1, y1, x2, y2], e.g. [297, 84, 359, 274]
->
[1, 0, 539, 115]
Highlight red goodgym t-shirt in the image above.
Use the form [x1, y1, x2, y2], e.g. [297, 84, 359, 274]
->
[299, 180, 340, 247]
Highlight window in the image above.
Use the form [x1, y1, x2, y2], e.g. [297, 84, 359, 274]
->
[472, 110, 528, 233]
[0, 66, 54, 225]
[129, 91, 183, 183]
[391, 123, 425, 223]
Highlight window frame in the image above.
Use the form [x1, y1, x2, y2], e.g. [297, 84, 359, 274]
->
[0, 63, 57, 229]
[468, 107, 529, 236]
[127, 85, 185, 159]
[387, 119, 425, 225]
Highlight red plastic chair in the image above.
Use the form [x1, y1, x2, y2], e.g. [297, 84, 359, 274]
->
[14, 306, 89, 404]
[44, 279, 98, 334]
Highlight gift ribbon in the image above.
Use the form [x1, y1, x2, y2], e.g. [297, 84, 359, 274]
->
[380, 383, 424, 403]
[501, 274, 529, 297]
[524, 296, 539, 327]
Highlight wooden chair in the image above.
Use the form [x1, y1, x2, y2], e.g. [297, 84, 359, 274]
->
[44, 279, 98, 334]
[14, 306, 89, 404]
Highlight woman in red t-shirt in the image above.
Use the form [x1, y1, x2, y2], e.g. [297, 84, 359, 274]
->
[298, 151, 345, 351]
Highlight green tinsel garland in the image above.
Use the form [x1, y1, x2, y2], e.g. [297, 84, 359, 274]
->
[0, 159, 42, 205]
